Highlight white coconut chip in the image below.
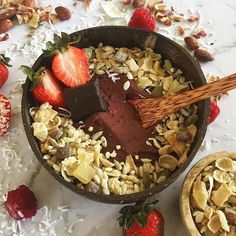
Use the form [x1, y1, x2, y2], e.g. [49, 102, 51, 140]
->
[101, 1, 124, 18]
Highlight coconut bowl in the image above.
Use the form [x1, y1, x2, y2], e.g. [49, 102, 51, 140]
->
[21, 26, 210, 204]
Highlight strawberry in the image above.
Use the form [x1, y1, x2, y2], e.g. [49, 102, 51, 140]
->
[128, 8, 156, 31]
[43, 32, 90, 88]
[21, 66, 66, 108]
[208, 101, 220, 124]
[0, 54, 11, 88]
[0, 94, 11, 136]
[4, 185, 37, 220]
[118, 201, 164, 236]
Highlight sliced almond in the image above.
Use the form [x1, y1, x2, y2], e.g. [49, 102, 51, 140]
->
[184, 36, 199, 50]
[0, 19, 13, 33]
[211, 183, 232, 207]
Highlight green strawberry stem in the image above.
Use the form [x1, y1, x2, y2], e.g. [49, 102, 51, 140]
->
[118, 200, 159, 229]
[21, 65, 45, 80]
[0, 54, 11, 67]
[20, 65, 45, 91]
[43, 32, 81, 56]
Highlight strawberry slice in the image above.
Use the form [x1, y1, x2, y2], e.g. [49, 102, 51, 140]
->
[52, 46, 90, 87]
[21, 66, 66, 108]
[0, 94, 11, 136]
[43, 32, 90, 88]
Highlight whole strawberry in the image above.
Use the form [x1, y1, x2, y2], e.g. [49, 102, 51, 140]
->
[0, 94, 11, 136]
[43, 32, 90, 88]
[0, 54, 11, 88]
[21, 66, 66, 108]
[208, 101, 220, 124]
[118, 200, 164, 236]
[128, 8, 156, 31]
[4, 185, 37, 220]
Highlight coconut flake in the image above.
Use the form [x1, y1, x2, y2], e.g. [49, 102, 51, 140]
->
[123, 81, 130, 91]
[101, 1, 124, 18]
[67, 218, 85, 234]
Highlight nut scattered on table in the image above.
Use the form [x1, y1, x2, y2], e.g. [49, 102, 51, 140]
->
[0, 19, 13, 33]
[0, 1, 72, 37]
[194, 49, 214, 62]
[184, 36, 199, 50]
[55, 6, 71, 21]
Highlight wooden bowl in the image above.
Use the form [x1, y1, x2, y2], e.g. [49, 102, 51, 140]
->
[21, 26, 210, 204]
[180, 151, 236, 236]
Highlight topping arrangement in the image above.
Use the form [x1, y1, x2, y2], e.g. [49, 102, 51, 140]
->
[28, 34, 199, 195]
[0, 0, 233, 235]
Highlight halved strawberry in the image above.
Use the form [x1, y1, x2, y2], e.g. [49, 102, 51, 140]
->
[21, 66, 66, 108]
[52, 46, 90, 87]
[44, 32, 90, 88]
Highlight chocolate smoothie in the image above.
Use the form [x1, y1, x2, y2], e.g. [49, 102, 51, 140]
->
[83, 75, 157, 161]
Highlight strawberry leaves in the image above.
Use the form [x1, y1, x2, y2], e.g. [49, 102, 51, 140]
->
[20, 65, 44, 82]
[118, 200, 159, 229]
[0, 54, 11, 67]
[43, 32, 81, 56]
[20, 65, 35, 81]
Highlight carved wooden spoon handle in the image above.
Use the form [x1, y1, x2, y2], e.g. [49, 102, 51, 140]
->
[130, 73, 236, 128]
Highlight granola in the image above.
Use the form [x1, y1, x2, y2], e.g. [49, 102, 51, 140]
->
[30, 45, 198, 195]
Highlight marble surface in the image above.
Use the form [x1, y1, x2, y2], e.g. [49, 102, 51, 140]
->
[0, 0, 236, 235]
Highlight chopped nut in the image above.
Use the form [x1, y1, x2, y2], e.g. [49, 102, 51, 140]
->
[194, 49, 214, 62]
[55, 6, 71, 21]
[184, 36, 199, 50]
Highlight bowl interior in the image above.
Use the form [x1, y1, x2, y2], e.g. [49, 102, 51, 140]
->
[21, 26, 210, 204]
[180, 152, 236, 236]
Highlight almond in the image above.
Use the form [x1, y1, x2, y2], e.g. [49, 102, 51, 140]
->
[55, 6, 71, 21]
[184, 36, 199, 50]
[224, 208, 236, 225]
[0, 33, 9, 42]
[0, 9, 17, 21]
[0, 19, 13, 33]
[21, 0, 35, 8]
[176, 26, 185, 36]
[132, 0, 145, 8]
[194, 49, 214, 62]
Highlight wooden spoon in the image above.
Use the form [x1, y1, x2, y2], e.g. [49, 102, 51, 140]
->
[129, 73, 236, 128]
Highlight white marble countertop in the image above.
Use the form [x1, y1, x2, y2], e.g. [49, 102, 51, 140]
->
[0, 0, 236, 235]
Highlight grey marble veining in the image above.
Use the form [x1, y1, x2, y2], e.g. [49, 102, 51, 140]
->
[0, 0, 236, 235]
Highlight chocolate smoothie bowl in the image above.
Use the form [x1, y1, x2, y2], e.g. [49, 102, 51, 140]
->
[21, 26, 209, 204]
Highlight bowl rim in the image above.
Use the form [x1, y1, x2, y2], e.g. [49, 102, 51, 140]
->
[21, 25, 210, 204]
[180, 151, 236, 236]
